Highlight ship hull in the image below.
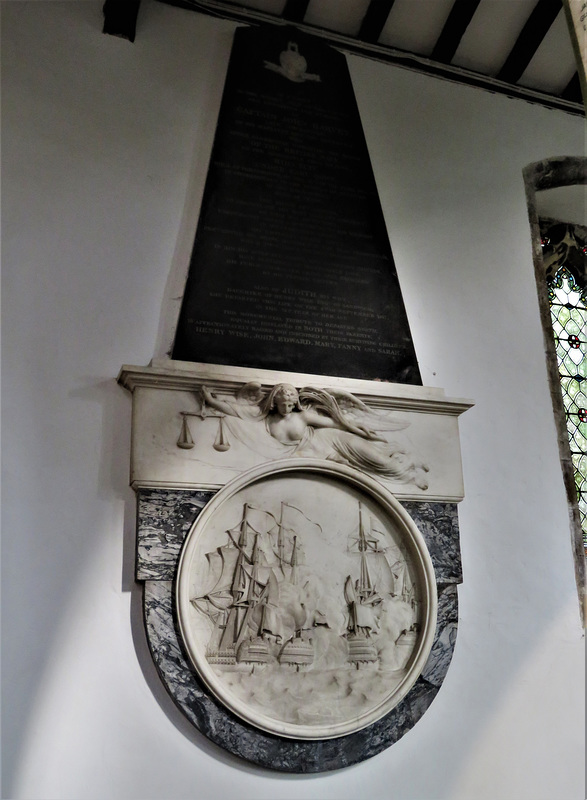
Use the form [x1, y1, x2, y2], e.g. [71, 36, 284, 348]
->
[347, 635, 378, 666]
[279, 638, 314, 668]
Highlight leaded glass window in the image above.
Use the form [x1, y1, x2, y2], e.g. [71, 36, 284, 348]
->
[541, 220, 587, 553]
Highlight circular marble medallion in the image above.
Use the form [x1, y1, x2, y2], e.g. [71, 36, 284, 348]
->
[176, 459, 437, 740]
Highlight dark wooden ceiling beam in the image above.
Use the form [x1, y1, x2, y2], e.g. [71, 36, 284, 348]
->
[497, 0, 562, 84]
[561, 72, 583, 103]
[102, 0, 141, 42]
[358, 0, 397, 43]
[153, 0, 584, 116]
[431, 0, 482, 63]
[282, 0, 310, 23]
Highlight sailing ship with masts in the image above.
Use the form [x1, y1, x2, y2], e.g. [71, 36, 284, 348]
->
[344, 502, 414, 667]
[192, 497, 416, 674]
[191, 502, 314, 670]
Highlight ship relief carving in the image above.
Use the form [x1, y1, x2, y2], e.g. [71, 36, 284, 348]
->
[177, 463, 437, 739]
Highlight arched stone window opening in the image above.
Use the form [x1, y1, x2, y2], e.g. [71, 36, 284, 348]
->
[524, 157, 587, 625]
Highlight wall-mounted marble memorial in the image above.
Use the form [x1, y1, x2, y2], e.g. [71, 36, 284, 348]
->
[176, 460, 437, 740]
[118, 360, 472, 770]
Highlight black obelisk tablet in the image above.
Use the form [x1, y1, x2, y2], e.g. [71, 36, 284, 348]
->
[172, 25, 421, 384]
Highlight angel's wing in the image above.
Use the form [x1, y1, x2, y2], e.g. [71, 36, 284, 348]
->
[300, 386, 410, 431]
[302, 386, 369, 412]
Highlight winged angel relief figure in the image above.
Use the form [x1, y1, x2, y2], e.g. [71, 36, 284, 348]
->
[198, 382, 429, 490]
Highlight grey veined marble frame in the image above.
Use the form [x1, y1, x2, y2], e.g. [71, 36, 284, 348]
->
[176, 460, 437, 740]
[119, 360, 472, 771]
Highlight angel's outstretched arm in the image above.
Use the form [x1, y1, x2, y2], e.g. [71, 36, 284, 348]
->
[199, 386, 239, 417]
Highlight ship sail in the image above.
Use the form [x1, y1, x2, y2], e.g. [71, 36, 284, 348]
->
[346, 508, 398, 599]
[217, 503, 253, 652]
[276, 502, 287, 575]
[191, 542, 240, 621]
[344, 575, 356, 606]
[356, 503, 376, 600]
[205, 543, 240, 595]
[290, 535, 299, 585]
[369, 554, 395, 596]
[344, 503, 382, 662]
[235, 534, 273, 646]
[192, 499, 316, 668]
[256, 571, 282, 641]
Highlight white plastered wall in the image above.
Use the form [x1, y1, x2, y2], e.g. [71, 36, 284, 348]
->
[2, 2, 585, 799]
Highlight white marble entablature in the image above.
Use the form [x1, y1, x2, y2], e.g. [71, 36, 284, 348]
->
[118, 360, 473, 502]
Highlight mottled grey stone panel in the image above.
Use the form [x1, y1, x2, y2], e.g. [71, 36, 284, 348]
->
[401, 501, 462, 584]
[421, 583, 458, 687]
[136, 489, 215, 580]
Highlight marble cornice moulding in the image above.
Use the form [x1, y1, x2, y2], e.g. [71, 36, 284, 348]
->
[118, 360, 473, 416]
[118, 360, 473, 502]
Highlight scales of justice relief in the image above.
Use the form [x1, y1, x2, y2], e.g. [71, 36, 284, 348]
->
[177, 399, 229, 452]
